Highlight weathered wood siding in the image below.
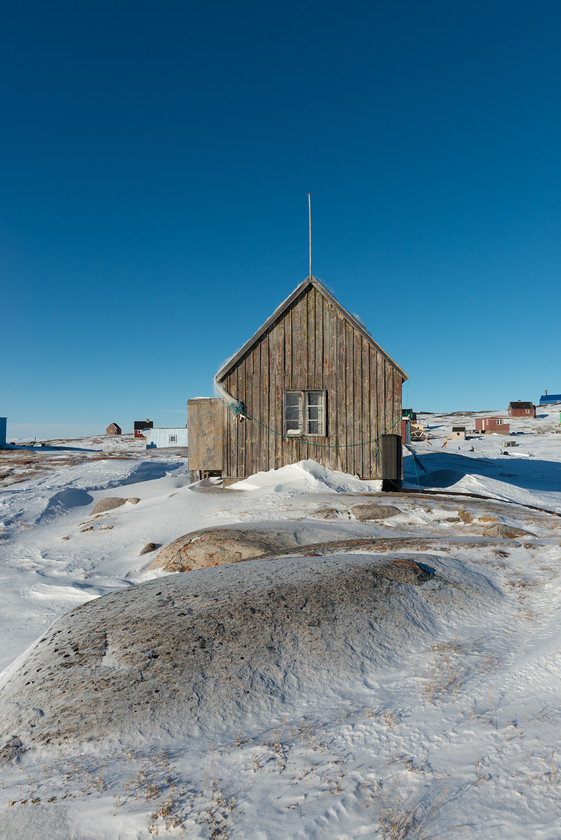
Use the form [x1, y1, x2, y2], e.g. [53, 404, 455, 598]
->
[220, 285, 403, 479]
[187, 398, 225, 472]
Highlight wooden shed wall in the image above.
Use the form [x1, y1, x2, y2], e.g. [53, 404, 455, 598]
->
[220, 285, 403, 479]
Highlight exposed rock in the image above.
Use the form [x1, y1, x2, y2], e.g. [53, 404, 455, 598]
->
[351, 503, 401, 521]
[140, 542, 159, 556]
[483, 523, 534, 539]
[311, 507, 347, 520]
[0, 550, 492, 749]
[91, 497, 127, 515]
[152, 526, 302, 572]
[0, 736, 25, 765]
[127, 497, 140, 505]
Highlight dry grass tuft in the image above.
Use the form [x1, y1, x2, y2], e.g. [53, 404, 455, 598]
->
[377, 779, 448, 839]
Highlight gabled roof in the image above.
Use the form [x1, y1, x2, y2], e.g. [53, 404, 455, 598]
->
[539, 394, 561, 405]
[216, 276, 409, 383]
[134, 420, 153, 430]
[508, 401, 534, 410]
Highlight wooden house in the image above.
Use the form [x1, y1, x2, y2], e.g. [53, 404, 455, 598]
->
[451, 426, 467, 440]
[134, 419, 153, 439]
[188, 277, 408, 487]
[475, 417, 510, 435]
[508, 401, 535, 418]
[106, 423, 122, 435]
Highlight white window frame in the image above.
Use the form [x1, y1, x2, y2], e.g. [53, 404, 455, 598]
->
[284, 390, 327, 437]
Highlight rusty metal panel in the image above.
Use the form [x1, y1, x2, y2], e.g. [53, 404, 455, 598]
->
[187, 398, 225, 472]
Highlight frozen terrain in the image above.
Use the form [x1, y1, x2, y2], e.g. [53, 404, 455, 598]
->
[0, 409, 561, 839]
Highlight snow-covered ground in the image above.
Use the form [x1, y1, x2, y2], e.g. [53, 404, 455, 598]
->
[0, 409, 561, 839]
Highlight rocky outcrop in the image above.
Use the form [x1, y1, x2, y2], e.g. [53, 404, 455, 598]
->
[140, 542, 159, 555]
[91, 497, 127, 515]
[483, 523, 534, 539]
[91, 497, 140, 515]
[351, 503, 401, 521]
[152, 526, 302, 572]
[0, 550, 483, 750]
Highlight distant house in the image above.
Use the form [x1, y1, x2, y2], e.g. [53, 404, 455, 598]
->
[539, 392, 561, 406]
[508, 402, 535, 418]
[0, 417, 6, 449]
[188, 276, 408, 487]
[144, 427, 188, 449]
[106, 423, 122, 435]
[475, 417, 510, 435]
[451, 426, 466, 440]
[134, 419, 153, 439]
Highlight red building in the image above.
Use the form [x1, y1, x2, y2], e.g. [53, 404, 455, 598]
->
[475, 417, 510, 435]
[134, 419, 153, 438]
[508, 401, 536, 418]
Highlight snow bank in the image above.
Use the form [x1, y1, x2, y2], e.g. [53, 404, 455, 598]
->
[232, 458, 382, 494]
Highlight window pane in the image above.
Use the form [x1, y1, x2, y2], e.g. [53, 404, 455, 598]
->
[285, 391, 303, 433]
[305, 391, 325, 435]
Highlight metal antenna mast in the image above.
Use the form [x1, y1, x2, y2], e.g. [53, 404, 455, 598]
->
[308, 193, 312, 278]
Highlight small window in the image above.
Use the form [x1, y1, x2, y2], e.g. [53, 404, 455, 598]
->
[169, 434, 177, 443]
[284, 390, 326, 436]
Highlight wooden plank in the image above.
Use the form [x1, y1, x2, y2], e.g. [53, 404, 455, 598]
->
[237, 361, 245, 478]
[275, 317, 285, 468]
[385, 358, 394, 437]
[285, 302, 292, 389]
[225, 370, 235, 477]
[261, 331, 270, 469]
[376, 351, 385, 478]
[315, 286, 323, 391]
[363, 342, 371, 478]
[335, 308, 346, 472]
[345, 321, 354, 474]
[354, 331, 363, 477]
[326, 300, 338, 471]
[308, 286, 316, 388]
[394, 368, 403, 431]
[251, 339, 260, 475]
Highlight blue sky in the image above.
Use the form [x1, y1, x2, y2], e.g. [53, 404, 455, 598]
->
[2, 1, 560, 439]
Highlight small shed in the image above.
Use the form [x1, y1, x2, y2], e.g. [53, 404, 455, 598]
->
[134, 419, 153, 438]
[0, 417, 6, 449]
[451, 426, 466, 440]
[144, 427, 188, 449]
[508, 401, 535, 418]
[106, 423, 122, 435]
[475, 417, 510, 435]
[188, 276, 408, 487]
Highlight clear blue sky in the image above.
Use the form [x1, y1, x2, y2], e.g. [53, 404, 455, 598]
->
[2, 1, 560, 439]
